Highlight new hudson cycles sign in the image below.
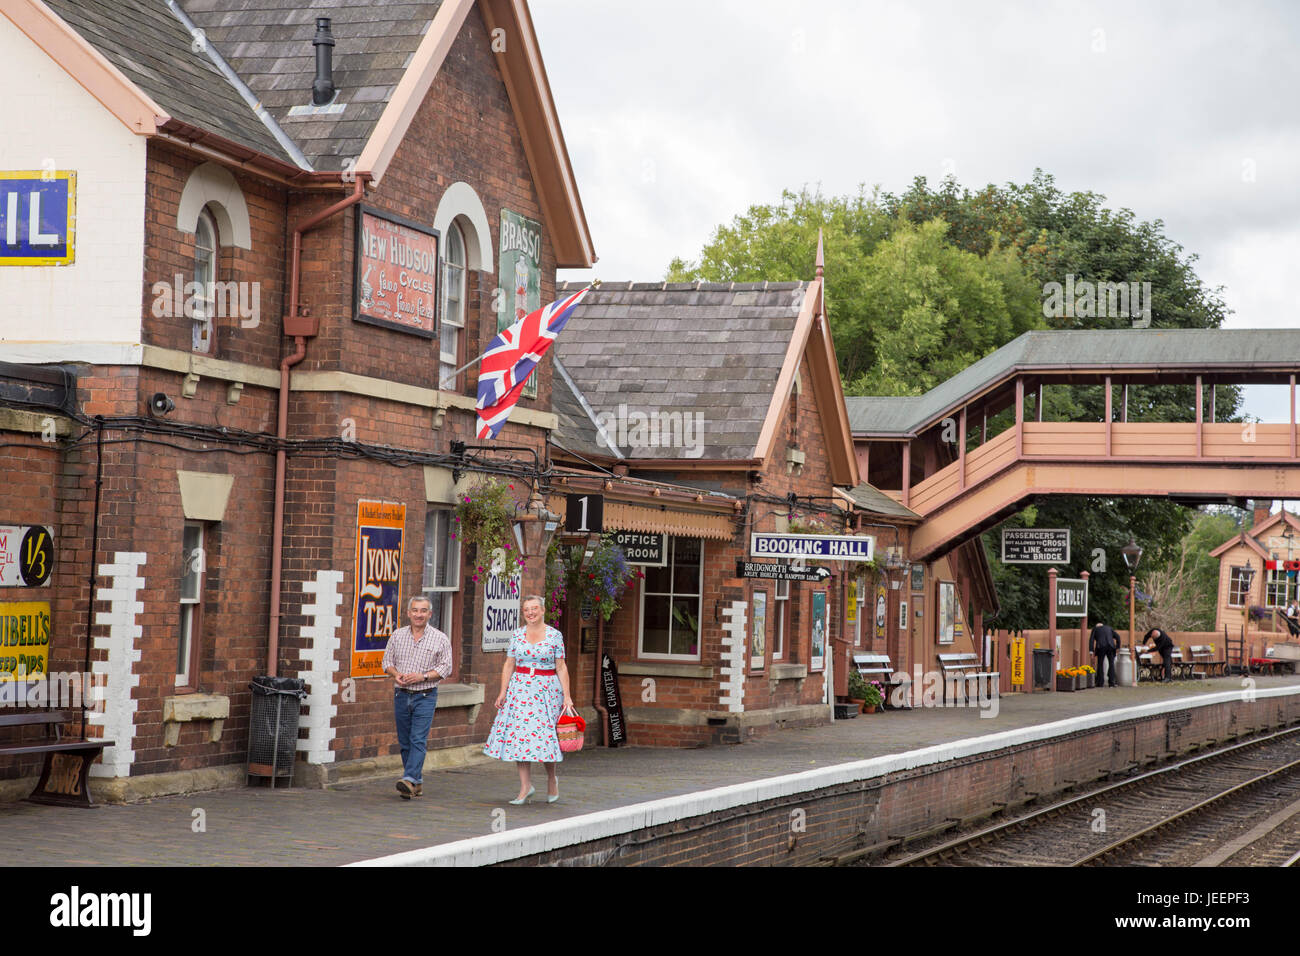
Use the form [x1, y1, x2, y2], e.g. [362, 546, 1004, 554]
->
[750, 533, 875, 562]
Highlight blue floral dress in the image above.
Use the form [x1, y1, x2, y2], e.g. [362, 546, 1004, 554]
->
[484, 626, 566, 763]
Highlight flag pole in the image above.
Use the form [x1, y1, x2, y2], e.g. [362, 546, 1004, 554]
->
[438, 354, 484, 389]
[443, 279, 599, 389]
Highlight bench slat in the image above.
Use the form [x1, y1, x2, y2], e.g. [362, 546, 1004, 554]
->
[0, 710, 77, 728]
[0, 741, 107, 757]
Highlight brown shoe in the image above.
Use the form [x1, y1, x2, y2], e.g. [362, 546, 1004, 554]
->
[396, 779, 414, 799]
[413, 784, 424, 797]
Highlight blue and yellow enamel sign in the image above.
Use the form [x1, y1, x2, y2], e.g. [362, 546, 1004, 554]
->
[0, 172, 76, 266]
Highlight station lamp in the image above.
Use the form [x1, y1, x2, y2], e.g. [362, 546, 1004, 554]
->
[1121, 538, 1143, 655]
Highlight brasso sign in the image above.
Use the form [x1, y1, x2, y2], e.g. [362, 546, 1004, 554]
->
[750, 533, 875, 562]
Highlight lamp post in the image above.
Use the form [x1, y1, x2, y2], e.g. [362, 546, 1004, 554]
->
[1121, 538, 1143, 654]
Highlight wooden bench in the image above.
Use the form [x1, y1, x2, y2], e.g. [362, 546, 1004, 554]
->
[937, 653, 999, 703]
[1139, 649, 1192, 680]
[853, 653, 909, 709]
[0, 710, 110, 808]
[1188, 646, 1226, 678]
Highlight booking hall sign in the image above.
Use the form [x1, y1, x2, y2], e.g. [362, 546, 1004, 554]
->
[354, 206, 438, 338]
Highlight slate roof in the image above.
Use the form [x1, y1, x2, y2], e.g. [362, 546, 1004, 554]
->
[847, 328, 1300, 436]
[841, 482, 921, 521]
[551, 356, 618, 461]
[552, 281, 809, 462]
[42, 0, 445, 172]
[182, 0, 444, 171]
[42, 0, 296, 164]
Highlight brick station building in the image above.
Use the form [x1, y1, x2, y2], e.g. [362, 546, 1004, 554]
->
[0, 0, 597, 797]
[545, 277, 936, 745]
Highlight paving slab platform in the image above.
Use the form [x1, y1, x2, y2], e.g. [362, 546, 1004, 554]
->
[3, 674, 1298, 866]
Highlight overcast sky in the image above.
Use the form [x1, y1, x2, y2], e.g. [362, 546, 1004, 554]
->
[533, 0, 1300, 423]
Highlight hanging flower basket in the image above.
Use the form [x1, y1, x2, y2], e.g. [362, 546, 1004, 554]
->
[563, 533, 642, 622]
[454, 478, 524, 581]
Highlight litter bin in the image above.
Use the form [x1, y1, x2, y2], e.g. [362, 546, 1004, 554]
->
[247, 676, 306, 788]
[1032, 648, 1054, 690]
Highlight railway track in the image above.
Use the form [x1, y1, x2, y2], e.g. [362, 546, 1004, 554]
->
[867, 726, 1300, 867]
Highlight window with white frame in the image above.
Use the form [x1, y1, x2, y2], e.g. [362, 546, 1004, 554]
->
[773, 578, 788, 660]
[422, 508, 461, 637]
[1265, 566, 1294, 608]
[640, 536, 702, 659]
[178, 522, 205, 687]
[1228, 566, 1251, 607]
[440, 223, 466, 389]
[192, 208, 217, 353]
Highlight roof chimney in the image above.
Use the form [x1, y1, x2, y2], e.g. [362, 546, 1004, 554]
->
[312, 17, 336, 106]
[1253, 499, 1272, 529]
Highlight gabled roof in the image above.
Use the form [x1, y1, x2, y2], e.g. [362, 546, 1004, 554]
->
[15, 0, 595, 265]
[551, 280, 857, 484]
[1210, 509, 1300, 560]
[552, 280, 806, 462]
[182, 0, 447, 172]
[36, 0, 299, 164]
[848, 328, 1300, 437]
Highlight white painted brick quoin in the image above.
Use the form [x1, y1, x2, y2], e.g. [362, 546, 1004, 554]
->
[718, 601, 747, 713]
[88, 552, 146, 778]
[297, 570, 344, 765]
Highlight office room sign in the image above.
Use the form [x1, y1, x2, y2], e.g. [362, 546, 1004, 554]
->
[0, 172, 76, 266]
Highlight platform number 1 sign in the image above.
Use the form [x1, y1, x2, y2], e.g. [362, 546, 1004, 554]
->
[565, 494, 603, 534]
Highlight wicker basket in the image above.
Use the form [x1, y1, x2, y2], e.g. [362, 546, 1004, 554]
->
[557, 711, 586, 753]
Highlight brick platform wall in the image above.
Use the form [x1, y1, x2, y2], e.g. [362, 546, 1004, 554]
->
[495, 691, 1300, 866]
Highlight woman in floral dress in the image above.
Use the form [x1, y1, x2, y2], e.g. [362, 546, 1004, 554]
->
[484, 595, 575, 803]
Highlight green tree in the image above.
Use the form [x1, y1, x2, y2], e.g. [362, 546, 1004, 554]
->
[669, 173, 1237, 630]
[840, 219, 1041, 394]
[667, 186, 890, 380]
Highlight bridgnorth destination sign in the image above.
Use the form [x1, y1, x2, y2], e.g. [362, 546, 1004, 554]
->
[750, 533, 875, 562]
[736, 561, 832, 582]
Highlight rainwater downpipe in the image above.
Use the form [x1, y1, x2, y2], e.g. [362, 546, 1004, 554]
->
[266, 177, 367, 676]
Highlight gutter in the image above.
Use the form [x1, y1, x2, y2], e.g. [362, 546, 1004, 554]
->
[266, 176, 369, 676]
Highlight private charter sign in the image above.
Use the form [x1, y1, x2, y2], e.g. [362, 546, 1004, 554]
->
[750, 533, 875, 562]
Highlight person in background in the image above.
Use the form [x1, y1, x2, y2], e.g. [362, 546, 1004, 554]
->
[1283, 599, 1300, 637]
[1088, 619, 1120, 687]
[382, 595, 453, 800]
[1140, 627, 1176, 682]
[484, 595, 575, 804]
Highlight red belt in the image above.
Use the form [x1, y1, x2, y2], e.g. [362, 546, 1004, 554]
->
[516, 666, 556, 676]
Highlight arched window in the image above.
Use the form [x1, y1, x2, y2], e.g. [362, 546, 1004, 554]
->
[193, 208, 218, 353]
[440, 222, 467, 388]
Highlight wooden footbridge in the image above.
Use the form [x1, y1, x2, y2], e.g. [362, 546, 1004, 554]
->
[848, 330, 1300, 560]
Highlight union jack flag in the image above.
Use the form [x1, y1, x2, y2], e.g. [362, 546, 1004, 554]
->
[474, 286, 590, 439]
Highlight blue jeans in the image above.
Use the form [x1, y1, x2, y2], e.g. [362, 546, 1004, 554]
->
[394, 688, 438, 784]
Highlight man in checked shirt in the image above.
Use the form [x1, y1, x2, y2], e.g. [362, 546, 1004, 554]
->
[382, 596, 453, 799]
